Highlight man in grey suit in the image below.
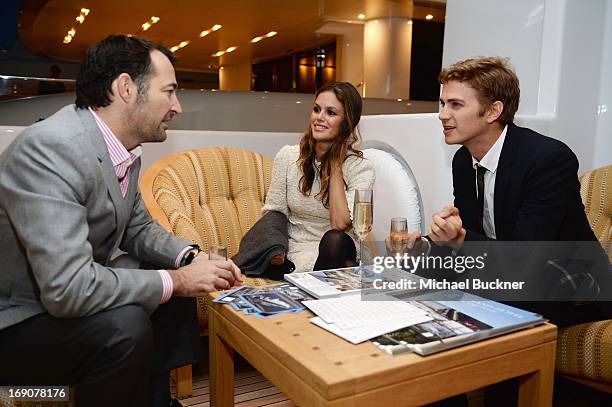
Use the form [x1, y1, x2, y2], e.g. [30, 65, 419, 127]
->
[0, 35, 242, 407]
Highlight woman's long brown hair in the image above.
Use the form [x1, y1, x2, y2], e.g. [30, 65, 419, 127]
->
[297, 82, 363, 207]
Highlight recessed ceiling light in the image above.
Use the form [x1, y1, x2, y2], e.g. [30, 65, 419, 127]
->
[63, 8, 90, 44]
[169, 40, 190, 52]
[250, 31, 277, 44]
[212, 24, 222, 31]
[425, 14, 434, 20]
[358, 13, 365, 19]
[141, 16, 160, 31]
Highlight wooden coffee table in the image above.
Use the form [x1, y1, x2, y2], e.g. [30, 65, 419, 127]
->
[209, 293, 557, 406]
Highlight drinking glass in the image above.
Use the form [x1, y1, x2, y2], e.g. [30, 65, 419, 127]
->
[353, 189, 373, 273]
[208, 245, 228, 261]
[389, 217, 409, 255]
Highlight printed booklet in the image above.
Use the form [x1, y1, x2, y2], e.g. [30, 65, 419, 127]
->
[370, 292, 545, 355]
[284, 265, 421, 298]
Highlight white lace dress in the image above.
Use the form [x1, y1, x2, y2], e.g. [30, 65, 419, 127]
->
[262, 145, 375, 273]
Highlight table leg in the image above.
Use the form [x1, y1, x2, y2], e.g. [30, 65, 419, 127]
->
[517, 341, 555, 406]
[210, 312, 235, 407]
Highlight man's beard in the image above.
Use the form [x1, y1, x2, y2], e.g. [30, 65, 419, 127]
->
[130, 107, 168, 144]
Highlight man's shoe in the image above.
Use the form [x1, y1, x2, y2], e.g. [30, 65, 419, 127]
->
[169, 399, 183, 407]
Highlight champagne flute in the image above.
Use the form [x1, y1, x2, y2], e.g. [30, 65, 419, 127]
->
[353, 189, 373, 273]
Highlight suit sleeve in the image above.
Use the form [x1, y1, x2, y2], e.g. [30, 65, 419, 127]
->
[0, 133, 164, 318]
[511, 144, 580, 240]
[120, 184, 193, 269]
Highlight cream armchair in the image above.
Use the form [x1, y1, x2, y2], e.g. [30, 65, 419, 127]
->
[555, 164, 612, 393]
[140, 147, 277, 397]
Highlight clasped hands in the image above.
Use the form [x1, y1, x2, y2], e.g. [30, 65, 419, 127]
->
[385, 206, 466, 255]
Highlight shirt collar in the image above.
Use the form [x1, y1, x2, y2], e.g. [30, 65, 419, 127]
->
[89, 107, 142, 168]
[471, 125, 507, 173]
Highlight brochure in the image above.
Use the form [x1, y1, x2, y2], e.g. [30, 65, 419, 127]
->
[213, 283, 313, 318]
[284, 265, 421, 298]
[371, 293, 545, 355]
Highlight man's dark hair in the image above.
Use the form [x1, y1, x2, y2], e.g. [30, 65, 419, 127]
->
[75, 34, 175, 109]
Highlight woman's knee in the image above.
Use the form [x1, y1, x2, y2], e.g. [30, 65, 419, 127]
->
[319, 229, 353, 251]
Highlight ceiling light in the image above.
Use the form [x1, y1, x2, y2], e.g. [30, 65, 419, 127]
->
[141, 16, 160, 31]
[425, 14, 434, 20]
[63, 8, 90, 44]
[226, 46, 237, 53]
[169, 40, 190, 52]
[199, 24, 222, 39]
[212, 50, 226, 57]
[358, 14, 365, 19]
[251, 31, 277, 44]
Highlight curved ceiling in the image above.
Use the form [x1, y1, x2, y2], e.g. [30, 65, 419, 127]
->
[19, 0, 445, 73]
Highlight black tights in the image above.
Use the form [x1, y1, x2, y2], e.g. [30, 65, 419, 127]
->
[313, 230, 358, 271]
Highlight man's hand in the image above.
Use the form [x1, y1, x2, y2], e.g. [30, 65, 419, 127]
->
[169, 257, 243, 297]
[428, 206, 466, 250]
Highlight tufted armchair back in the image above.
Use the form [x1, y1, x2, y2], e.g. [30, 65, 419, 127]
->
[554, 164, 612, 393]
[140, 147, 276, 397]
[579, 164, 612, 262]
[141, 147, 272, 257]
[140, 147, 275, 335]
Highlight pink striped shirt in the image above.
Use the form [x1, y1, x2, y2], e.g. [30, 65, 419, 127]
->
[89, 108, 190, 304]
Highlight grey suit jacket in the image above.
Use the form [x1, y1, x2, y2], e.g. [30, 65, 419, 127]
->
[0, 105, 192, 330]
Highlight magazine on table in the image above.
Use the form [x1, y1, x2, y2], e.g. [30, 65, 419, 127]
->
[284, 265, 421, 298]
[213, 283, 314, 318]
[370, 293, 546, 355]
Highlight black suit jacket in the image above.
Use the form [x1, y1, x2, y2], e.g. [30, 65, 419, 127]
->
[453, 123, 596, 242]
[451, 124, 611, 326]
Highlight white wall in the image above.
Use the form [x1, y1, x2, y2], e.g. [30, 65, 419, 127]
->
[594, 0, 612, 169]
[443, 0, 545, 115]
[140, 130, 300, 171]
[443, 0, 612, 171]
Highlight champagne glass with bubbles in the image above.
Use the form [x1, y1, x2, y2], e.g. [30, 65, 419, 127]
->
[353, 189, 373, 273]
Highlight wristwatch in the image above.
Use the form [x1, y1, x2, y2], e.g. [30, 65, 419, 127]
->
[180, 245, 201, 267]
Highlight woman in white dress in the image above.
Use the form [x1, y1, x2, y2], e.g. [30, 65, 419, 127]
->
[262, 82, 375, 273]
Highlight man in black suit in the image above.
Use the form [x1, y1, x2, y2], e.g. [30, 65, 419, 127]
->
[428, 56, 609, 326]
[423, 55, 610, 407]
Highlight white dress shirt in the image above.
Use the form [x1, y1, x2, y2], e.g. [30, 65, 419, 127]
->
[471, 126, 508, 239]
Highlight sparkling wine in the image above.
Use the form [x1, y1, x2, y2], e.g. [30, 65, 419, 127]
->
[390, 230, 409, 254]
[353, 202, 373, 239]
